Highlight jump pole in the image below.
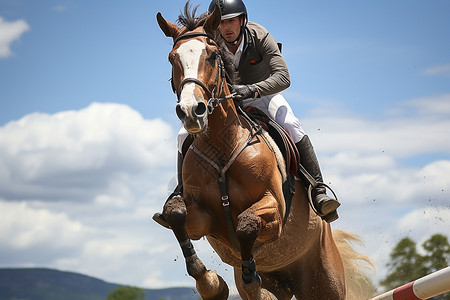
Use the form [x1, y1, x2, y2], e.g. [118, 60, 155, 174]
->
[369, 266, 450, 300]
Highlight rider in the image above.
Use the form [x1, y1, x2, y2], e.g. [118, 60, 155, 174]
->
[153, 0, 340, 227]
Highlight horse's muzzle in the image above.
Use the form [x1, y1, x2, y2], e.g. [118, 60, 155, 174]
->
[176, 101, 208, 134]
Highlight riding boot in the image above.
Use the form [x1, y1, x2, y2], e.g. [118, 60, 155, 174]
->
[152, 151, 184, 229]
[296, 135, 340, 223]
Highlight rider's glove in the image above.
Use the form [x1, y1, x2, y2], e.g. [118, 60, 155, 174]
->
[231, 84, 259, 100]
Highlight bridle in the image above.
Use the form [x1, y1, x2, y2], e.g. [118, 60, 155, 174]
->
[170, 31, 234, 114]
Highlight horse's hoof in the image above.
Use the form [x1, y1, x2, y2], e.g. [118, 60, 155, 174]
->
[214, 273, 230, 300]
[260, 289, 277, 300]
[152, 212, 171, 229]
[196, 270, 229, 300]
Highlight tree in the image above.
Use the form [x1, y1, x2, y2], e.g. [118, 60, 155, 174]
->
[380, 237, 427, 290]
[422, 234, 450, 273]
[380, 234, 450, 299]
[106, 285, 145, 300]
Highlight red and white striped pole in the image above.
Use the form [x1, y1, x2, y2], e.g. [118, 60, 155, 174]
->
[369, 266, 450, 300]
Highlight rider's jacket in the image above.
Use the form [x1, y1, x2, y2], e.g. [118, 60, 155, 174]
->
[237, 22, 291, 97]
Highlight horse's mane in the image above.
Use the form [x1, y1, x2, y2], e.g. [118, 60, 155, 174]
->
[177, 1, 238, 85]
[176, 1, 209, 30]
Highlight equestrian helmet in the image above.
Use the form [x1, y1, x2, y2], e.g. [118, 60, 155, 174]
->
[208, 0, 248, 23]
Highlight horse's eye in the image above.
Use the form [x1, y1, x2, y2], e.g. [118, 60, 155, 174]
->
[207, 52, 217, 66]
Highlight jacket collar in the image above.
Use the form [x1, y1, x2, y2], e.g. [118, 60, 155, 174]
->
[242, 26, 253, 53]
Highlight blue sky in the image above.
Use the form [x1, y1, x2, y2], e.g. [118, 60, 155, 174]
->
[2, 1, 449, 125]
[1, 0, 450, 295]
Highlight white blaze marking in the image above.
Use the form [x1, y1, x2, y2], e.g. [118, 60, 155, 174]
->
[176, 40, 206, 113]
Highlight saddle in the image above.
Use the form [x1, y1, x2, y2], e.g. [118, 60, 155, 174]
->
[242, 106, 300, 223]
[243, 106, 300, 176]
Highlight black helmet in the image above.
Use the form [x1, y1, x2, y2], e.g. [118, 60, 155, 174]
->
[208, 0, 248, 45]
[208, 0, 247, 23]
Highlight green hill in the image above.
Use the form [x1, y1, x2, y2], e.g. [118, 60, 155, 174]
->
[0, 268, 198, 300]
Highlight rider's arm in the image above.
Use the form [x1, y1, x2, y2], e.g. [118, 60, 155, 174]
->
[238, 22, 291, 97]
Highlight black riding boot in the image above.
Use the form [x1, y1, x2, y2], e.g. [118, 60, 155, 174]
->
[152, 151, 184, 229]
[296, 135, 340, 223]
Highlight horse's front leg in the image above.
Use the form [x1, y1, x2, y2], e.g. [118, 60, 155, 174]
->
[235, 192, 281, 300]
[163, 195, 229, 300]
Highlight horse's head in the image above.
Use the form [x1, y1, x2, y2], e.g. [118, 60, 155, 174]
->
[157, 5, 224, 134]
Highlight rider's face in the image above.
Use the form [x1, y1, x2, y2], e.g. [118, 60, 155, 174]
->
[219, 16, 243, 43]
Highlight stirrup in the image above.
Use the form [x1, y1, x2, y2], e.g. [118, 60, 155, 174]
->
[314, 195, 340, 223]
[323, 210, 339, 223]
[307, 183, 340, 223]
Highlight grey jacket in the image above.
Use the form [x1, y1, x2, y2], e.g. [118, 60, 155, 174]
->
[237, 22, 291, 96]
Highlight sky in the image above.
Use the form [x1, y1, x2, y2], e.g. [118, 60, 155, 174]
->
[1, 0, 450, 295]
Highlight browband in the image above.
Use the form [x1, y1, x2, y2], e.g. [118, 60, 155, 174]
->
[173, 32, 216, 48]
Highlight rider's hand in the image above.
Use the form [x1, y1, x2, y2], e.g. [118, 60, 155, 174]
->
[231, 84, 259, 100]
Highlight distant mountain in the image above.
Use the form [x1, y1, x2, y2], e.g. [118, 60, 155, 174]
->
[0, 268, 199, 300]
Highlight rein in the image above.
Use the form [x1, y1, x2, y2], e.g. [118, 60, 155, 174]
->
[206, 93, 236, 114]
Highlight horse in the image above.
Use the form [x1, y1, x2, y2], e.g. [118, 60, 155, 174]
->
[156, 3, 372, 299]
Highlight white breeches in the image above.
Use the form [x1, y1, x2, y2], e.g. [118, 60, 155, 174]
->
[177, 93, 305, 153]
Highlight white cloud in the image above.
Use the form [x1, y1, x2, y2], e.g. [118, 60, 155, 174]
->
[403, 93, 450, 118]
[398, 207, 450, 240]
[0, 103, 186, 287]
[305, 93, 450, 158]
[0, 16, 29, 58]
[0, 197, 194, 288]
[0, 102, 175, 201]
[301, 94, 450, 212]
[0, 201, 87, 251]
[0, 98, 449, 290]
[299, 93, 450, 286]
[356, 206, 450, 283]
[52, 5, 67, 12]
[423, 64, 450, 76]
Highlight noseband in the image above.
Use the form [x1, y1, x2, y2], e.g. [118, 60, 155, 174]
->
[171, 31, 229, 114]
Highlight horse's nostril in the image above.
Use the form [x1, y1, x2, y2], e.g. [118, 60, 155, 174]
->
[176, 104, 186, 120]
[195, 102, 207, 117]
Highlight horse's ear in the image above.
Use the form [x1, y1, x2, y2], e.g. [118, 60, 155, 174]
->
[157, 12, 179, 39]
[204, 5, 221, 36]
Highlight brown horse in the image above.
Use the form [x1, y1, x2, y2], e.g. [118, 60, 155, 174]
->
[157, 3, 372, 299]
